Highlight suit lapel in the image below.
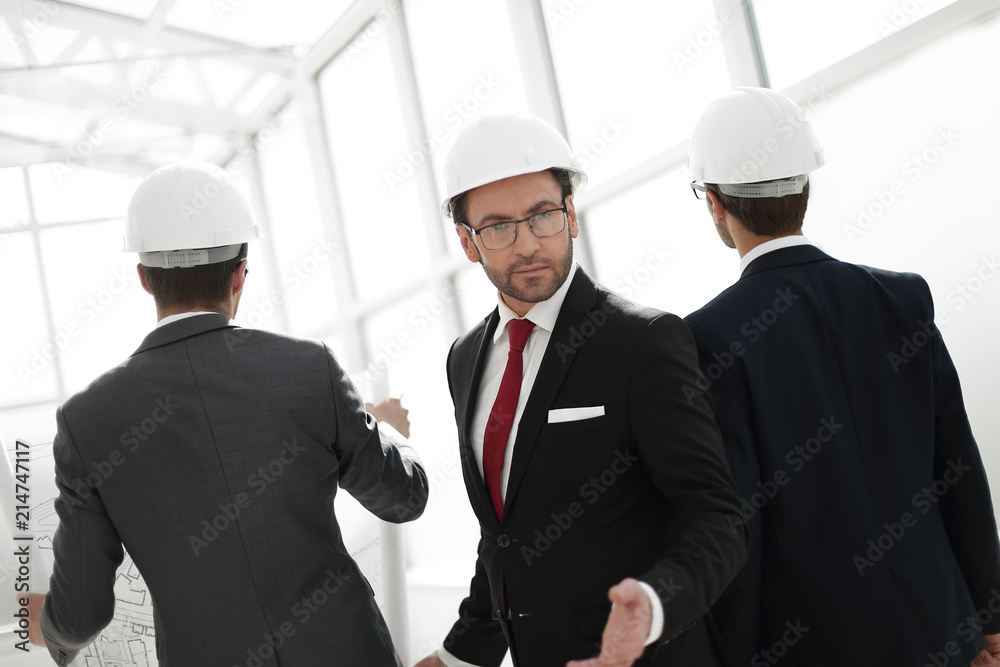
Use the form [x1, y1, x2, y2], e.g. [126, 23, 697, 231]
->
[459, 309, 502, 529]
[502, 269, 599, 517]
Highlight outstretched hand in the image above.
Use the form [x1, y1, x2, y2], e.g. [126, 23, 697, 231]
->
[413, 653, 447, 667]
[366, 397, 410, 438]
[566, 578, 651, 667]
[971, 633, 1000, 666]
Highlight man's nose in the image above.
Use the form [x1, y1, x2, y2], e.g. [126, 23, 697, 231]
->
[510, 221, 541, 256]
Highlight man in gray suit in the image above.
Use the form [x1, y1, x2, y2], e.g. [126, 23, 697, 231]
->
[25, 162, 428, 666]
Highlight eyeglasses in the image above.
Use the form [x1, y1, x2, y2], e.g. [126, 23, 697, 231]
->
[690, 181, 709, 200]
[462, 201, 568, 250]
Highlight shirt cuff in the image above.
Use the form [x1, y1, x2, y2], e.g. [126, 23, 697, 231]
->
[437, 647, 483, 667]
[638, 581, 665, 646]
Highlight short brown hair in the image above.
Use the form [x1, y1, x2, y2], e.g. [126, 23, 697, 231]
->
[452, 168, 573, 228]
[140, 243, 247, 310]
[707, 179, 810, 237]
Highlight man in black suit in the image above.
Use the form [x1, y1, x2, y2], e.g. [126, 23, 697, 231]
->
[414, 113, 748, 667]
[683, 87, 1000, 666]
[24, 162, 427, 666]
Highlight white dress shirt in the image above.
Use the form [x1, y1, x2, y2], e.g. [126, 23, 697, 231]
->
[738, 234, 814, 275]
[156, 310, 235, 328]
[438, 263, 663, 666]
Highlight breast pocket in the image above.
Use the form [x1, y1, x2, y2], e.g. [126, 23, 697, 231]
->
[541, 411, 614, 437]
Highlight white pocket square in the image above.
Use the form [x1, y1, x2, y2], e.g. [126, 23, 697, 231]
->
[548, 406, 605, 423]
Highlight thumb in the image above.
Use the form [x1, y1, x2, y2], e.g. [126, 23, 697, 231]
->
[609, 578, 643, 604]
[608, 582, 628, 606]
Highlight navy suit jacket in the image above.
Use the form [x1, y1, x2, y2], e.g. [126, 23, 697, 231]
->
[442, 269, 749, 666]
[40, 314, 428, 666]
[685, 245, 1000, 666]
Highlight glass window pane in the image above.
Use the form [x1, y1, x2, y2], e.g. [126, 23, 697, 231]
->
[583, 171, 735, 318]
[0, 403, 59, 453]
[753, 0, 959, 88]
[0, 233, 60, 403]
[37, 220, 151, 395]
[455, 264, 500, 331]
[541, 0, 732, 188]
[223, 161, 280, 334]
[29, 164, 141, 224]
[405, 0, 531, 255]
[0, 168, 30, 228]
[318, 27, 432, 302]
[359, 288, 476, 571]
[788, 12, 1000, 476]
[255, 103, 341, 334]
[166, 0, 354, 48]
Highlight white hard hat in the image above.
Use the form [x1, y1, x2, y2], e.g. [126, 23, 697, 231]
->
[124, 161, 261, 268]
[688, 87, 825, 198]
[441, 113, 587, 217]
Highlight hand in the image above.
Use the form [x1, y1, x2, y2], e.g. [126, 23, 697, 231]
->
[972, 634, 1000, 666]
[566, 578, 651, 667]
[366, 397, 410, 438]
[19, 592, 46, 646]
[413, 652, 447, 667]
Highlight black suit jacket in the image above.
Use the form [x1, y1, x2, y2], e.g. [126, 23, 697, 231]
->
[40, 314, 427, 666]
[685, 245, 1000, 666]
[442, 269, 749, 666]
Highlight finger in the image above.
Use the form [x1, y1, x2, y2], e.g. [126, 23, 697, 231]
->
[972, 650, 1000, 667]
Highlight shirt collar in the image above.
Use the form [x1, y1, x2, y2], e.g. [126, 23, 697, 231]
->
[493, 262, 578, 344]
[739, 235, 814, 275]
[156, 311, 234, 329]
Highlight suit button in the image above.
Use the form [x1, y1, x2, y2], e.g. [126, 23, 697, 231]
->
[497, 534, 511, 548]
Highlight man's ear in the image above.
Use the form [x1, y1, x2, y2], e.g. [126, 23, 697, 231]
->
[232, 259, 248, 295]
[706, 190, 726, 223]
[565, 195, 579, 239]
[456, 225, 482, 263]
[137, 263, 154, 296]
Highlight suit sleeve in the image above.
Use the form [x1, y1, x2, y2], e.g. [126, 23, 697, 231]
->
[629, 314, 750, 643]
[926, 308, 1000, 631]
[685, 317, 762, 662]
[440, 535, 509, 666]
[439, 340, 509, 665]
[41, 405, 125, 665]
[323, 344, 429, 523]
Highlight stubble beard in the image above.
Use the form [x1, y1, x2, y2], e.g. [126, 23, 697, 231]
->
[480, 237, 574, 306]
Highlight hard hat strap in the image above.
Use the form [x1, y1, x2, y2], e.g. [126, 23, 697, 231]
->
[717, 175, 808, 199]
[139, 244, 243, 269]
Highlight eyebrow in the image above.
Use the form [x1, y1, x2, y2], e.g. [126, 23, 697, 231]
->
[476, 199, 561, 226]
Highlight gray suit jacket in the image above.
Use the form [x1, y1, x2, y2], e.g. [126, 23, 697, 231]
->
[40, 313, 428, 666]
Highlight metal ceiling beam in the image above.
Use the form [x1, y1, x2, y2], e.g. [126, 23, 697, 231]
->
[0, 0, 296, 166]
[0, 130, 189, 169]
[5, 0, 292, 74]
[124, 0, 179, 59]
[0, 71, 282, 137]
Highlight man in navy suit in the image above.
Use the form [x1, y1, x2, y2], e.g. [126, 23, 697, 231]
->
[684, 87, 1000, 666]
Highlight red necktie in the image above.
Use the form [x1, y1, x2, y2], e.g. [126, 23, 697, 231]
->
[483, 318, 535, 520]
